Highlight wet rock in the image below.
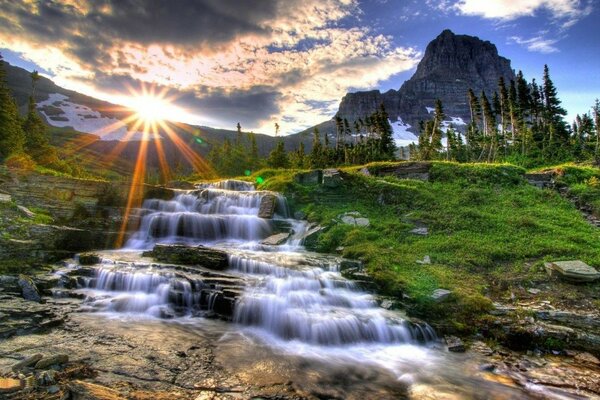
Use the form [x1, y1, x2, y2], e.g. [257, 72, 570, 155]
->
[340, 259, 362, 272]
[11, 353, 43, 372]
[258, 194, 277, 219]
[544, 260, 600, 282]
[79, 253, 101, 265]
[0, 275, 20, 295]
[68, 380, 125, 400]
[294, 170, 323, 185]
[38, 369, 58, 385]
[47, 385, 60, 394]
[0, 377, 22, 394]
[431, 289, 451, 302]
[18, 275, 41, 302]
[410, 227, 429, 235]
[261, 232, 290, 246]
[417, 255, 431, 265]
[145, 244, 229, 270]
[380, 299, 394, 310]
[301, 224, 327, 250]
[445, 336, 465, 352]
[323, 169, 343, 188]
[35, 354, 69, 369]
[470, 341, 494, 356]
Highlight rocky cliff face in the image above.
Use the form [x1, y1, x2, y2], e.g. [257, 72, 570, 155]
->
[336, 29, 516, 133]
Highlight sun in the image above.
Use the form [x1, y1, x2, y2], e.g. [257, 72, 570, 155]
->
[129, 94, 172, 124]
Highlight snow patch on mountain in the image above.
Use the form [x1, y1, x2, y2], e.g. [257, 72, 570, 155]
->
[37, 93, 149, 141]
[389, 117, 418, 147]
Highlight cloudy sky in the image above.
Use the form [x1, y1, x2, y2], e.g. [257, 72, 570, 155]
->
[1, 0, 598, 135]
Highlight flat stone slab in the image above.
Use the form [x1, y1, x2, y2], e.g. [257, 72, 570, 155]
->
[261, 232, 290, 246]
[545, 261, 600, 283]
[144, 244, 229, 270]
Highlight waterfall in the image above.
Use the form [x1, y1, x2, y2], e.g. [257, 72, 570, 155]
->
[125, 181, 290, 249]
[96, 179, 436, 346]
[228, 252, 436, 345]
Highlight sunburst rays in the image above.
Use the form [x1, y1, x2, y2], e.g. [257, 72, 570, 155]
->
[54, 83, 215, 247]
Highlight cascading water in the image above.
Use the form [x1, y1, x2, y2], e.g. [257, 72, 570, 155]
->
[103, 180, 434, 345]
[125, 180, 289, 249]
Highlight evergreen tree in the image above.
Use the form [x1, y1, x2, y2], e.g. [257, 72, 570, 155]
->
[23, 71, 54, 163]
[310, 127, 324, 168]
[376, 103, 396, 160]
[593, 99, 600, 160]
[542, 64, 568, 157]
[0, 53, 25, 160]
[267, 139, 289, 168]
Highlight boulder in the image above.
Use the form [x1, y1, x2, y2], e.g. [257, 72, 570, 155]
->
[431, 288, 452, 302]
[544, 261, 600, 283]
[410, 227, 429, 235]
[35, 354, 69, 369]
[524, 173, 554, 189]
[145, 244, 229, 270]
[78, 253, 101, 265]
[323, 169, 343, 188]
[258, 194, 277, 219]
[294, 170, 323, 185]
[261, 232, 290, 246]
[18, 275, 42, 302]
[445, 336, 465, 352]
[12, 353, 43, 372]
[339, 212, 370, 227]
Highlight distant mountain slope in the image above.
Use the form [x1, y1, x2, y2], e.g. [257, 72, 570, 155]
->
[4, 62, 313, 175]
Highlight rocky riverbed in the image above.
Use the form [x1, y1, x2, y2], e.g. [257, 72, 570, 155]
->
[1, 250, 600, 399]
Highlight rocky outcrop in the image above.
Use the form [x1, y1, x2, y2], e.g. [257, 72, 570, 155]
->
[368, 161, 432, 181]
[143, 244, 229, 270]
[335, 29, 516, 133]
[258, 194, 277, 218]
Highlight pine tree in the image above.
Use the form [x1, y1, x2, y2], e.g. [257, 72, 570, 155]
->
[310, 127, 324, 168]
[593, 99, 600, 160]
[267, 139, 289, 168]
[0, 53, 26, 160]
[542, 64, 568, 158]
[377, 103, 396, 160]
[23, 71, 54, 163]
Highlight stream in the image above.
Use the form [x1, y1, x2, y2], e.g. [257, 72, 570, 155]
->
[5, 179, 593, 399]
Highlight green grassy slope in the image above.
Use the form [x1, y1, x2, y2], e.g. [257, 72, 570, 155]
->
[250, 162, 600, 332]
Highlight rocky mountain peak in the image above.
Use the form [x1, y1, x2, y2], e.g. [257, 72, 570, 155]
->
[335, 29, 516, 136]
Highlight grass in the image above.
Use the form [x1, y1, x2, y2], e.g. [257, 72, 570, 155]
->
[250, 161, 600, 332]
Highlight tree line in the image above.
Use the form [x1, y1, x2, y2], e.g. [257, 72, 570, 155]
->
[410, 65, 600, 166]
[209, 104, 397, 175]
